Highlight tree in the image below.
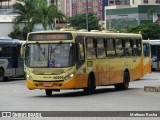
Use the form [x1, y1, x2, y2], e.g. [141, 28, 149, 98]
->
[8, 25, 22, 39]
[67, 13, 100, 31]
[10, 0, 65, 39]
[33, 1, 65, 30]
[12, 0, 39, 32]
[125, 24, 160, 39]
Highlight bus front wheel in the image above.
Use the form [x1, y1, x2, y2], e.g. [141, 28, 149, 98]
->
[45, 89, 52, 96]
[115, 71, 129, 90]
[0, 69, 5, 82]
[84, 74, 95, 95]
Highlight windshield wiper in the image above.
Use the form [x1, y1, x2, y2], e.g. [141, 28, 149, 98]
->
[36, 41, 45, 55]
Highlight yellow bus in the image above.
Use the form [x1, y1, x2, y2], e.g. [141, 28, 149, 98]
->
[142, 40, 151, 75]
[24, 30, 148, 96]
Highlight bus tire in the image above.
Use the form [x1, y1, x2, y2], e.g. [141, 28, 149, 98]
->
[115, 71, 129, 90]
[45, 89, 52, 96]
[84, 74, 95, 95]
[0, 69, 5, 82]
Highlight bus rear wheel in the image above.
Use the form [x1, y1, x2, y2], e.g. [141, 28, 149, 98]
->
[0, 69, 5, 82]
[45, 90, 52, 96]
[84, 74, 95, 95]
[115, 71, 129, 90]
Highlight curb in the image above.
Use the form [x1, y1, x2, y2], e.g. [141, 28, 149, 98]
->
[144, 86, 160, 92]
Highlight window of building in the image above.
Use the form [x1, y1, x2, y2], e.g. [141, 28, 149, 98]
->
[109, 0, 114, 5]
[143, 0, 148, 3]
[156, 0, 160, 3]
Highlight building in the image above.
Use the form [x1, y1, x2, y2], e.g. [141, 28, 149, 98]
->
[108, 0, 130, 5]
[71, 0, 105, 21]
[105, 0, 160, 29]
[47, 0, 66, 15]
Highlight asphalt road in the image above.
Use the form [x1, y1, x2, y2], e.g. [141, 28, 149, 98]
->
[0, 72, 160, 119]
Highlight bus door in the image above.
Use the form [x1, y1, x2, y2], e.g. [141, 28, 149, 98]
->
[143, 42, 151, 74]
[17, 45, 24, 76]
[11, 47, 18, 76]
[76, 36, 87, 88]
[132, 39, 143, 79]
[124, 39, 133, 80]
[151, 45, 160, 70]
[107, 38, 121, 84]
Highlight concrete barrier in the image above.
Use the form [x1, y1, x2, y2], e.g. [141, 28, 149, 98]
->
[144, 86, 160, 92]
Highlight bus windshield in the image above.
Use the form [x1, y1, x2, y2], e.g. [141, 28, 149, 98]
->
[26, 43, 75, 68]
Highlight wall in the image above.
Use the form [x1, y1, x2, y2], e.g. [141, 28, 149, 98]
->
[0, 22, 24, 37]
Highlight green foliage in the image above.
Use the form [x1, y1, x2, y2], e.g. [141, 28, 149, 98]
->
[9, 0, 65, 39]
[124, 24, 160, 39]
[68, 13, 100, 31]
[8, 25, 27, 40]
[33, 2, 65, 30]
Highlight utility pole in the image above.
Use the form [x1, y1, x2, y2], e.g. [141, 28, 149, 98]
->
[109, 9, 111, 30]
[86, 0, 88, 30]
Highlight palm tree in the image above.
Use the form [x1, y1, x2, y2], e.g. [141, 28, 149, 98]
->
[12, 0, 65, 31]
[33, 2, 65, 30]
[12, 0, 38, 32]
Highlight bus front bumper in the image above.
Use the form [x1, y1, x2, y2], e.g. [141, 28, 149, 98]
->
[26, 76, 78, 90]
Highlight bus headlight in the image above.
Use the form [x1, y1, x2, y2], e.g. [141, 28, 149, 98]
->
[64, 73, 75, 80]
[27, 74, 33, 81]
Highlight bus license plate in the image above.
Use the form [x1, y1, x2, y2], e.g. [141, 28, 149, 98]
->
[43, 83, 53, 87]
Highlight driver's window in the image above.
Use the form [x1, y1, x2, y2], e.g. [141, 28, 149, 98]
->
[75, 36, 85, 68]
[78, 43, 85, 60]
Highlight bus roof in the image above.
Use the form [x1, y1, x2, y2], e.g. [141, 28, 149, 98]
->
[149, 40, 160, 45]
[0, 38, 25, 45]
[27, 30, 142, 40]
[142, 40, 150, 43]
[0, 37, 12, 40]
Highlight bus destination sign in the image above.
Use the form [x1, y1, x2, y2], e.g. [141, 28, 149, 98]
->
[28, 33, 73, 41]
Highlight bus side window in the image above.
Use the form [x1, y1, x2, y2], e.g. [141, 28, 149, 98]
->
[78, 43, 85, 60]
[2, 45, 11, 57]
[137, 39, 142, 56]
[86, 38, 96, 59]
[132, 39, 142, 56]
[97, 38, 106, 59]
[143, 43, 150, 57]
[115, 38, 123, 57]
[0, 46, 2, 57]
[132, 39, 138, 56]
[76, 36, 85, 68]
[124, 39, 132, 57]
[106, 38, 116, 58]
